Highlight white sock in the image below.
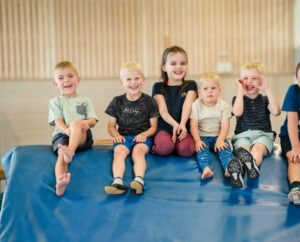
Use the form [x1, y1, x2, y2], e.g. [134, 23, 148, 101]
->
[134, 176, 144, 186]
[113, 177, 123, 185]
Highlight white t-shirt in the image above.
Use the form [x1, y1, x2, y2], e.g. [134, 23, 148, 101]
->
[190, 98, 231, 137]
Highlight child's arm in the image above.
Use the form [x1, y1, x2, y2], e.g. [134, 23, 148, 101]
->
[81, 118, 97, 130]
[190, 118, 205, 152]
[154, 95, 180, 141]
[178, 90, 197, 140]
[214, 119, 230, 152]
[258, 75, 281, 116]
[107, 116, 125, 143]
[232, 78, 245, 117]
[134, 117, 158, 143]
[55, 118, 70, 136]
[287, 112, 300, 163]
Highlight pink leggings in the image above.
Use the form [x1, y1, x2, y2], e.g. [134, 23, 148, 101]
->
[153, 130, 195, 157]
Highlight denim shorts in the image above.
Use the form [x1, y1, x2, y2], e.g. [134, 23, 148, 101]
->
[232, 130, 275, 154]
[113, 135, 153, 153]
[51, 129, 93, 153]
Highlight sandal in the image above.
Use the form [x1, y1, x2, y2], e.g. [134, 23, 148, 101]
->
[130, 180, 144, 195]
[104, 183, 127, 195]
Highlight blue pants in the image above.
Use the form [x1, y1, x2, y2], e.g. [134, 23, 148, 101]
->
[196, 137, 233, 172]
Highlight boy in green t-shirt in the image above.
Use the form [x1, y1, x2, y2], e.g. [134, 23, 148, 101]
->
[48, 61, 98, 196]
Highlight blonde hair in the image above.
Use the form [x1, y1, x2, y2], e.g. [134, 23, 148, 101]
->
[241, 60, 265, 75]
[120, 61, 144, 79]
[54, 61, 79, 75]
[198, 72, 220, 87]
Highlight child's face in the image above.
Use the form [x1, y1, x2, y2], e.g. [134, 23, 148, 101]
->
[162, 52, 187, 83]
[53, 67, 80, 97]
[240, 68, 261, 96]
[199, 79, 220, 106]
[120, 70, 144, 99]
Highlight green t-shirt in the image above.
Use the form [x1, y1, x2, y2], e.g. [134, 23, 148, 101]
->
[48, 95, 98, 136]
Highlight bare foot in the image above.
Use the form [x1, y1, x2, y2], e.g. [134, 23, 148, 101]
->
[58, 144, 74, 163]
[56, 173, 71, 196]
[224, 169, 230, 177]
[201, 167, 214, 180]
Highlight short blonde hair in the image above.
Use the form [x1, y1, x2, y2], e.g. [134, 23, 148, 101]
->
[54, 61, 79, 75]
[241, 60, 265, 75]
[198, 72, 220, 87]
[120, 61, 144, 79]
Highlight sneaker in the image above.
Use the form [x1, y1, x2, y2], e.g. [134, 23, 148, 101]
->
[130, 180, 144, 195]
[227, 157, 244, 188]
[104, 183, 128, 195]
[235, 147, 260, 179]
[288, 187, 300, 205]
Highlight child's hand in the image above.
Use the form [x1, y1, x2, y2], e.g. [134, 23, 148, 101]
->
[64, 128, 71, 137]
[195, 140, 206, 152]
[177, 123, 187, 141]
[134, 134, 146, 143]
[214, 139, 228, 152]
[112, 135, 125, 144]
[236, 77, 244, 93]
[81, 122, 90, 132]
[289, 146, 300, 163]
[172, 125, 179, 143]
[256, 75, 269, 91]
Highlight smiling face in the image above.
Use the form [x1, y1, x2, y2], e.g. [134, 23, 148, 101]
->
[53, 67, 80, 97]
[199, 78, 220, 106]
[162, 51, 187, 84]
[240, 68, 261, 98]
[120, 69, 145, 101]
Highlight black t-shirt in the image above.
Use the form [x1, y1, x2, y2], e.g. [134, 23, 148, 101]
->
[232, 94, 272, 135]
[152, 80, 197, 132]
[105, 93, 159, 136]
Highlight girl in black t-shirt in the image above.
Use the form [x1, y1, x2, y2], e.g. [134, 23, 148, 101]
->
[152, 46, 197, 157]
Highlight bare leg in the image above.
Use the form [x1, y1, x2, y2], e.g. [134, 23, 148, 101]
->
[112, 145, 129, 179]
[61, 121, 87, 163]
[251, 143, 268, 166]
[287, 152, 300, 183]
[55, 148, 70, 196]
[131, 144, 148, 178]
[201, 166, 214, 180]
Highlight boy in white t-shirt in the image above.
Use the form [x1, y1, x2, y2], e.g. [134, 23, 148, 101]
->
[190, 72, 242, 187]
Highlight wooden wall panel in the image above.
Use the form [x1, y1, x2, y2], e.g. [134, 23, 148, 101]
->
[0, 0, 294, 80]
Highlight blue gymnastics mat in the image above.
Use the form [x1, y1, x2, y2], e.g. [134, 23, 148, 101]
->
[1, 145, 300, 242]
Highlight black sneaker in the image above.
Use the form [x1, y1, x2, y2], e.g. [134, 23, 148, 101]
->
[130, 180, 144, 195]
[235, 147, 260, 179]
[227, 157, 244, 188]
[104, 183, 128, 195]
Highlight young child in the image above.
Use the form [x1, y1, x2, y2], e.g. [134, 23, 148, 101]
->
[279, 62, 300, 205]
[152, 46, 198, 157]
[231, 60, 281, 183]
[190, 72, 242, 187]
[48, 61, 98, 196]
[104, 61, 158, 195]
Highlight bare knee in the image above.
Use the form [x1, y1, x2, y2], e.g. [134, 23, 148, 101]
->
[132, 144, 148, 161]
[114, 145, 129, 159]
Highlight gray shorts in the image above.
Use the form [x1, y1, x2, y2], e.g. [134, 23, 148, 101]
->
[232, 130, 275, 154]
[51, 129, 93, 153]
